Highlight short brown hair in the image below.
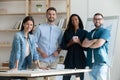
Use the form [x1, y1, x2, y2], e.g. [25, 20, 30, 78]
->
[94, 13, 104, 18]
[46, 7, 57, 13]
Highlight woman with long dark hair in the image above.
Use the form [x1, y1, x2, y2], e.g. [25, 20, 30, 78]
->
[60, 14, 88, 80]
[9, 16, 45, 70]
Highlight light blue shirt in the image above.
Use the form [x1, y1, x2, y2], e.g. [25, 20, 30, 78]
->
[9, 31, 39, 70]
[34, 23, 63, 63]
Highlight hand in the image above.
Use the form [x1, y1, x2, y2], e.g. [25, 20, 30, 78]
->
[93, 39, 98, 43]
[72, 36, 81, 44]
[37, 48, 48, 58]
[39, 66, 48, 70]
[72, 36, 78, 42]
[67, 38, 74, 47]
[10, 67, 18, 71]
[40, 52, 48, 58]
[52, 51, 59, 57]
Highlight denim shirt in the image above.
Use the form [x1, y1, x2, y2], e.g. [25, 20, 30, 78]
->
[34, 23, 63, 63]
[9, 31, 38, 70]
[86, 26, 111, 68]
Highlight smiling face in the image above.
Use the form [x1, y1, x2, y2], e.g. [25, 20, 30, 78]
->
[93, 15, 103, 28]
[71, 16, 79, 28]
[23, 20, 33, 33]
[46, 10, 57, 23]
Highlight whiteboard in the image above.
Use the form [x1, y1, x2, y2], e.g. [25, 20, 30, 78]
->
[86, 16, 119, 67]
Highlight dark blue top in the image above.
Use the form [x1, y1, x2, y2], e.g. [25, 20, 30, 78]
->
[60, 28, 88, 68]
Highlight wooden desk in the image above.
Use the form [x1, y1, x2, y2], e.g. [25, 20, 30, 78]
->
[0, 69, 91, 80]
[0, 67, 9, 71]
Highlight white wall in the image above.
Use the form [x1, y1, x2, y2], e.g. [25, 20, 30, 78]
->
[70, 0, 88, 26]
[71, 0, 120, 80]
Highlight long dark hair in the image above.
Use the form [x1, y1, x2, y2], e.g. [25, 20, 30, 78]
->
[20, 16, 35, 34]
[66, 14, 84, 30]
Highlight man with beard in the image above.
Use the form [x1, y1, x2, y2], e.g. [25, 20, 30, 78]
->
[82, 13, 110, 80]
[34, 7, 63, 80]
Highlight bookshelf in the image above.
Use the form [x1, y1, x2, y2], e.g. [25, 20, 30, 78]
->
[28, 0, 70, 29]
[0, 0, 70, 66]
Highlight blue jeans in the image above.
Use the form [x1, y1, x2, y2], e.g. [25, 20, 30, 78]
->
[89, 63, 108, 80]
[21, 54, 32, 70]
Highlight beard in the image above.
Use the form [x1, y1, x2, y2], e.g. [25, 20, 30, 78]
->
[48, 18, 55, 23]
[95, 23, 102, 28]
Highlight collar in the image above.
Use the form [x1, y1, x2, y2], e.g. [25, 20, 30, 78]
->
[21, 31, 30, 39]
